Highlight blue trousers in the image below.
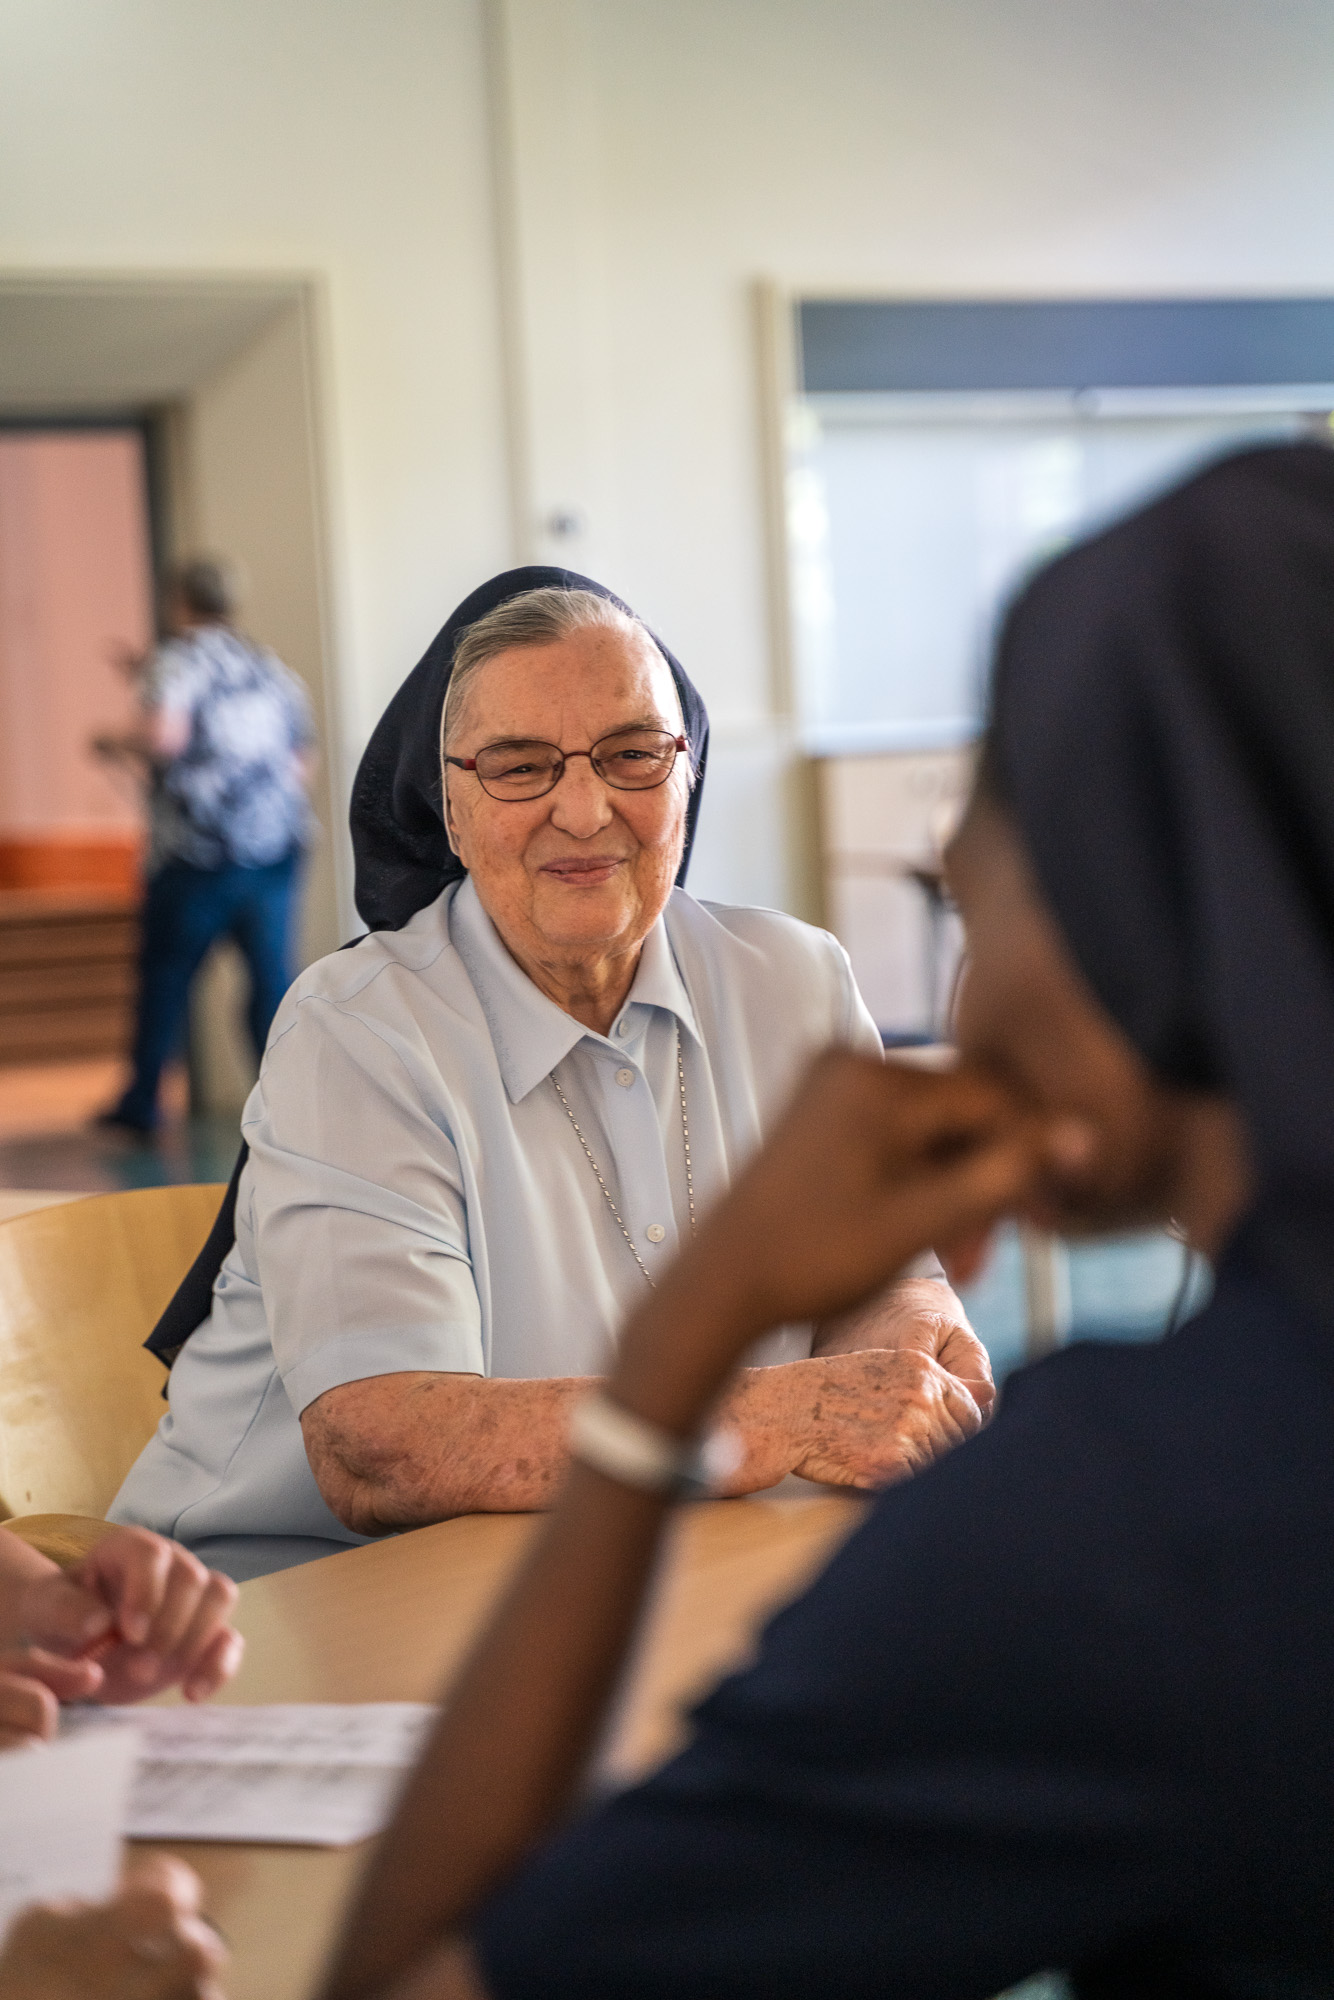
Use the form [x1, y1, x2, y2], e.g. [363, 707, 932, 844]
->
[115, 854, 300, 1128]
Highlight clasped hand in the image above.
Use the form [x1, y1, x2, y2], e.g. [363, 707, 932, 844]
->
[0, 1526, 242, 1749]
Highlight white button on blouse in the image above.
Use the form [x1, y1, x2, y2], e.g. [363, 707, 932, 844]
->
[111, 878, 887, 1552]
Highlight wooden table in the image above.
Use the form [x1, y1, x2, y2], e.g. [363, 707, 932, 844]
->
[144, 1494, 862, 2000]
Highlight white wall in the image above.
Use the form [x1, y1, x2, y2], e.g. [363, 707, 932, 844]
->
[176, 302, 346, 1110]
[3, 0, 1334, 924]
[178, 302, 341, 964]
[495, 0, 1334, 913]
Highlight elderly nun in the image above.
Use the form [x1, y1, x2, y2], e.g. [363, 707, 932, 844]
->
[111, 569, 987, 1579]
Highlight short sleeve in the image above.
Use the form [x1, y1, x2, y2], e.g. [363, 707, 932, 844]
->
[140, 639, 199, 716]
[243, 992, 485, 1417]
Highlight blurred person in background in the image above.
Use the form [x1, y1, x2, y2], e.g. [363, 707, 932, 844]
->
[94, 556, 317, 1136]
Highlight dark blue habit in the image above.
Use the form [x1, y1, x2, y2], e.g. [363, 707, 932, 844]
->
[473, 446, 1334, 1998]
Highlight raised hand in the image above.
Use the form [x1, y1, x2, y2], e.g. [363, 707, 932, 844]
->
[612, 1050, 1089, 1433]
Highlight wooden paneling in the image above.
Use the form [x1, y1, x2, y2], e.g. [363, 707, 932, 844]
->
[0, 910, 137, 965]
[0, 961, 134, 1008]
[0, 889, 138, 1065]
[0, 835, 141, 896]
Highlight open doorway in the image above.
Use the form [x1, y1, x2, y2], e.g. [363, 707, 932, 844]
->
[0, 276, 343, 1193]
[0, 421, 167, 1145]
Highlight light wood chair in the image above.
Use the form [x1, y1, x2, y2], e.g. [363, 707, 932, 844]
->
[0, 1185, 225, 1553]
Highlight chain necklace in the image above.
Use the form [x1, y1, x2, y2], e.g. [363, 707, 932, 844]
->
[550, 1025, 696, 1289]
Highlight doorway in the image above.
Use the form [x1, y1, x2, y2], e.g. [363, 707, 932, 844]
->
[0, 275, 342, 1192]
[0, 422, 159, 1141]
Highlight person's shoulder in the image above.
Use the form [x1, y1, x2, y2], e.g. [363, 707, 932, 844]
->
[151, 635, 194, 668]
[664, 892, 863, 1054]
[668, 891, 849, 984]
[268, 889, 471, 1042]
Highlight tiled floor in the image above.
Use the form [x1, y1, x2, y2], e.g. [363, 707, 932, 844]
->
[0, 1115, 241, 1196]
[0, 1056, 127, 1139]
[0, 1057, 240, 1196]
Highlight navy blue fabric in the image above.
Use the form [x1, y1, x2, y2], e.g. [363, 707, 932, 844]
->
[114, 853, 299, 1130]
[990, 443, 1334, 1322]
[476, 1260, 1334, 1998]
[473, 447, 1334, 1996]
[349, 566, 710, 932]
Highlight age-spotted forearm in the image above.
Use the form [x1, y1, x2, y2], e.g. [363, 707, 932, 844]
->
[303, 1367, 802, 1532]
[300, 1373, 597, 1533]
[300, 1341, 980, 1537]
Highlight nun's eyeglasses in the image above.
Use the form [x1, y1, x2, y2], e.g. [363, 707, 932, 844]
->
[445, 728, 688, 802]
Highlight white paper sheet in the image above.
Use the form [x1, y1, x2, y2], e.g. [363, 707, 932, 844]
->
[61, 1703, 436, 1847]
[0, 1727, 140, 1941]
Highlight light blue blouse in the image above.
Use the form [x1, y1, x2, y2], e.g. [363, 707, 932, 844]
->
[111, 880, 883, 1553]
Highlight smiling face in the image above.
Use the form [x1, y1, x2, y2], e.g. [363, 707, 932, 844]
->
[946, 789, 1252, 1253]
[443, 624, 690, 999]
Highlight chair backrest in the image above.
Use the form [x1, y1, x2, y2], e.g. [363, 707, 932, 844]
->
[0, 1184, 225, 1519]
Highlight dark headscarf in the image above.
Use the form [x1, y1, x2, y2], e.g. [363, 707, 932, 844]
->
[989, 441, 1334, 1316]
[351, 566, 709, 930]
[148, 567, 710, 1365]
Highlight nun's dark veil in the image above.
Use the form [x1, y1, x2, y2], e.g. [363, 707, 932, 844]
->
[351, 566, 710, 931]
[988, 441, 1334, 1317]
[148, 566, 710, 1364]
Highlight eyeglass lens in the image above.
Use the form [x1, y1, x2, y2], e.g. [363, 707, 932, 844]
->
[473, 729, 680, 800]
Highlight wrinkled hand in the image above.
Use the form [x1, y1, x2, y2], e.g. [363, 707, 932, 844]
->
[794, 1347, 983, 1487]
[818, 1277, 996, 1419]
[9, 1527, 242, 1710]
[723, 1346, 984, 1494]
[0, 1855, 226, 2000]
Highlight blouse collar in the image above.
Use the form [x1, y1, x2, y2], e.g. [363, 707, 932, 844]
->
[449, 876, 701, 1104]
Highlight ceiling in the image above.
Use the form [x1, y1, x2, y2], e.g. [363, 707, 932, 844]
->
[0, 278, 303, 412]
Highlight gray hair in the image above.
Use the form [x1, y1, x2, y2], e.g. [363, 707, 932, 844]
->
[440, 588, 679, 752]
[170, 555, 239, 622]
